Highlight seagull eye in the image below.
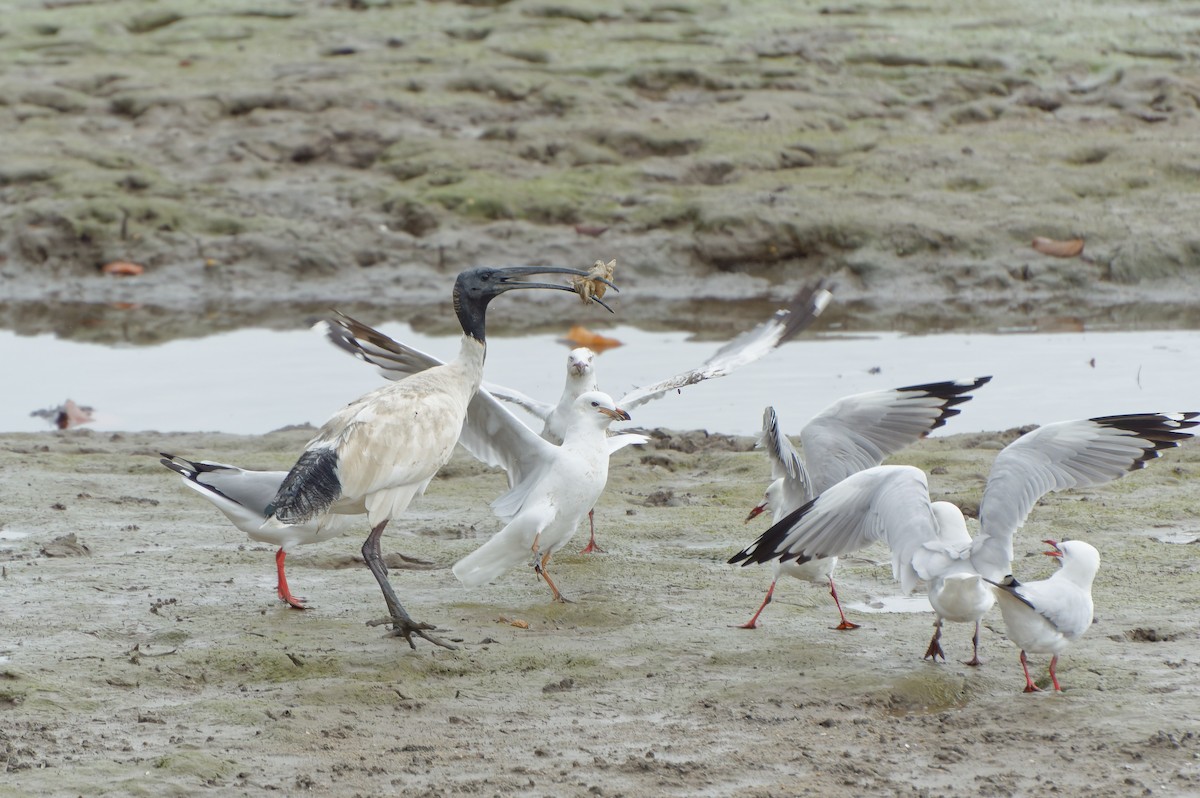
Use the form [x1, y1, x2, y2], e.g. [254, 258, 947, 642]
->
[591, 401, 599, 407]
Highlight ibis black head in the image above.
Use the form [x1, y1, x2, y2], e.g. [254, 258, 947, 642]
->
[452, 265, 617, 342]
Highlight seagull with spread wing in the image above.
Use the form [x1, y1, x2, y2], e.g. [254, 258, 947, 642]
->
[487, 283, 833, 552]
[450, 390, 635, 601]
[737, 377, 992, 630]
[730, 412, 1197, 665]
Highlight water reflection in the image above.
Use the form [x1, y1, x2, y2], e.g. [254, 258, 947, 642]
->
[3, 323, 1196, 436]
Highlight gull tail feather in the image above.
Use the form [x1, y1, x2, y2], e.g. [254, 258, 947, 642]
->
[452, 520, 541, 588]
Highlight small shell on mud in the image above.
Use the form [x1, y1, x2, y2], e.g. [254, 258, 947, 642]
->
[1031, 236, 1085, 258]
[571, 258, 615, 304]
[101, 260, 145, 276]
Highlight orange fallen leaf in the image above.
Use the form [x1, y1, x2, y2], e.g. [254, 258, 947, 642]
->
[101, 260, 144, 276]
[109, 301, 141, 311]
[1031, 236, 1085, 258]
[564, 324, 623, 353]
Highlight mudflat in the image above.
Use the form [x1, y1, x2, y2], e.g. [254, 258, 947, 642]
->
[1, 425, 1198, 796]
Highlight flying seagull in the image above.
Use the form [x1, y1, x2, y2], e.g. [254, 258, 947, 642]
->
[261, 266, 616, 649]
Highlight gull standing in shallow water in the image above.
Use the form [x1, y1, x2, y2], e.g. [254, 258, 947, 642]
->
[486, 283, 833, 552]
[987, 539, 1100, 693]
[159, 455, 364, 609]
[730, 412, 1198, 665]
[261, 266, 615, 649]
[736, 377, 992, 630]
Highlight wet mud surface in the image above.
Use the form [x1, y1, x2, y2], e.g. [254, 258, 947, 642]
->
[1, 426, 1198, 796]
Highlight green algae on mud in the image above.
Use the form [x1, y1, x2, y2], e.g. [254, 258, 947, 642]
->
[4, 1, 1200, 342]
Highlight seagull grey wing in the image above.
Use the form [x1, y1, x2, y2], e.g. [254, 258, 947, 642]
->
[1005, 578, 1093, 640]
[323, 311, 444, 379]
[617, 283, 833, 410]
[482, 381, 555, 421]
[801, 377, 992, 495]
[972, 412, 1200, 579]
[459, 388, 557, 494]
[758, 406, 811, 508]
[160, 455, 288, 532]
[192, 465, 287, 518]
[729, 465, 939, 594]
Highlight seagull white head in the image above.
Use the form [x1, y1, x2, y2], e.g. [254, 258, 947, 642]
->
[573, 390, 631, 425]
[452, 266, 617, 342]
[745, 478, 783, 523]
[1042, 539, 1100, 588]
[567, 348, 596, 378]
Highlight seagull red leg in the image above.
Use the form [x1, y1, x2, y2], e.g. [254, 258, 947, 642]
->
[1020, 650, 1042, 693]
[275, 548, 308, 610]
[1048, 654, 1062, 692]
[536, 551, 571, 603]
[737, 579, 777, 629]
[829, 577, 860, 630]
[962, 621, 983, 666]
[579, 508, 604, 554]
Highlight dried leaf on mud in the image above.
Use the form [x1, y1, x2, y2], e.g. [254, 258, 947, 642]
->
[1031, 236, 1085, 258]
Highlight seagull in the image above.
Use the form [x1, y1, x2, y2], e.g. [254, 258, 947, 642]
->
[261, 265, 616, 649]
[986, 539, 1100, 693]
[487, 283, 834, 552]
[737, 377, 992, 630]
[159, 454, 362, 609]
[730, 412, 1198, 665]
[451, 391, 633, 602]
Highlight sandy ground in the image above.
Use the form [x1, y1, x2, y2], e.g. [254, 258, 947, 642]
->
[2, 424, 1198, 796]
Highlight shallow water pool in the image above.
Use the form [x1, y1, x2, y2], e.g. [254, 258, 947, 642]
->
[3, 324, 1196, 436]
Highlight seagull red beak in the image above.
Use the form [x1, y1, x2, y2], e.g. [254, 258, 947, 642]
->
[1042, 539, 1062, 557]
[744, 502, 767, 524]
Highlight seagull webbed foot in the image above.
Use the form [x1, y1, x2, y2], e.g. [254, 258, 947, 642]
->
[579, 536, 604, 555]
[281, 593, 310, 610]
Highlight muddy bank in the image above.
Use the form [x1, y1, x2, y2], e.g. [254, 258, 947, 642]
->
[3, 1, 1200, 343]
[1, 426, 1198, 795]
